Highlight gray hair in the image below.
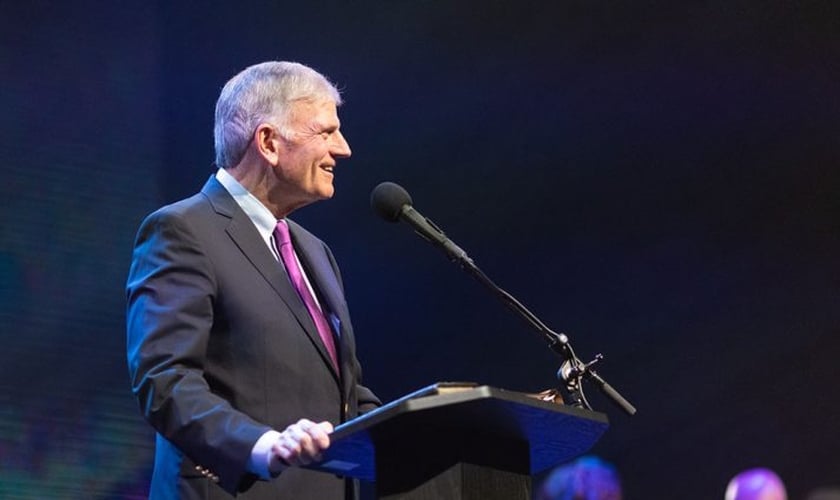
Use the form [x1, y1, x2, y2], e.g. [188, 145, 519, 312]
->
[213, 61, 343, 169]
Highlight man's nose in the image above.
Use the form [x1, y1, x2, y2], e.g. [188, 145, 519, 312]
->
[331, 130, 351, 158]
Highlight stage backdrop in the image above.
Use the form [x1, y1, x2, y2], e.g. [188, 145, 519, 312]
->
[1, 1, 838, 498]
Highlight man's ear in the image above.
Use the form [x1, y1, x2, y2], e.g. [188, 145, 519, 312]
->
[254, 123, 282, 165]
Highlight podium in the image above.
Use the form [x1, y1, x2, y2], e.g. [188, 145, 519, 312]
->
[307, 383, 609, 499]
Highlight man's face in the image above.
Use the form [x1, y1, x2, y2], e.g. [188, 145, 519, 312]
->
[273, 98, 351, 207]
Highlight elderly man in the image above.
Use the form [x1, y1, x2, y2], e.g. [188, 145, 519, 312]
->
[127, 61, 380, 499]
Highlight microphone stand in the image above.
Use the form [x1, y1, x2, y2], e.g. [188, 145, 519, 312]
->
[440, 240, 637, 416]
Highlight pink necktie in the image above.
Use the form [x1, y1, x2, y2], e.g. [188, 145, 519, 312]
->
[273, 220, 339, 371]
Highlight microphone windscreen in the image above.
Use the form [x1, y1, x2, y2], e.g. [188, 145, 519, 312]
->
[371, 182, 412, 222]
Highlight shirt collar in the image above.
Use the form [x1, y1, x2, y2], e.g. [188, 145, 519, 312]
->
[215, 168, 280, 242]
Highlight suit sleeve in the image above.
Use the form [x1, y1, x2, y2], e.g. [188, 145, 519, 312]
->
[126, 209, 270, 494]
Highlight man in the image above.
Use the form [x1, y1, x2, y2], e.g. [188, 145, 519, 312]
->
[127, 61, 380, 499]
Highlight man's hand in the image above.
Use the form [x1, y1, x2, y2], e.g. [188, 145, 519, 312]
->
[268, 419, 333, 475]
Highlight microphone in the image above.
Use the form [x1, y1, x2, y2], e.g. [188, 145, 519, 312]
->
[370, 182, 636, 416]
[370, 182, 472, 265]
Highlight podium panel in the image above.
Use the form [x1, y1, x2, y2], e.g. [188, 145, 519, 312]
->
[307, 383, 609, 500]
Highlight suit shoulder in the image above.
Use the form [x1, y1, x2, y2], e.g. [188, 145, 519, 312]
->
[131, 192, 219, 246]
[146, 192, 211, 222]
[140, 190, 227, 232]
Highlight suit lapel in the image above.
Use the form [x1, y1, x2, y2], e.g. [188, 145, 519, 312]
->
[201, 177, 340, 382]
[288, 221, 350, 383]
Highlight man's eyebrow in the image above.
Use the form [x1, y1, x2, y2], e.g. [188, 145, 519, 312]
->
[320, 121, 340, 132]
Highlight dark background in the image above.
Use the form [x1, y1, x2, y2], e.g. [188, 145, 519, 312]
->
[1, 1, 838, 498]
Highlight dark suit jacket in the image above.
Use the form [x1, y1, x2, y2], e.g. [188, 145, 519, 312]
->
[126, 176, 380, 499]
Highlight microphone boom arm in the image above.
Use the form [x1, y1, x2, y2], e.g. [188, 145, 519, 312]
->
[455, 243, 637, 416]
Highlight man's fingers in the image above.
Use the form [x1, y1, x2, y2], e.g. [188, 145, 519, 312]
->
[275, 419, 333, 466]
[306, 421, 332, 448]
[295, 419, 331, 449]
[317, 421, 334, 433]
[270, 442, 293, 470]
[295, 419, 333, 433]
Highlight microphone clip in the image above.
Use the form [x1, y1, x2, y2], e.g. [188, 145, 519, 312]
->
[557, 353, 602, 411]
[557, 347, 637, 416]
